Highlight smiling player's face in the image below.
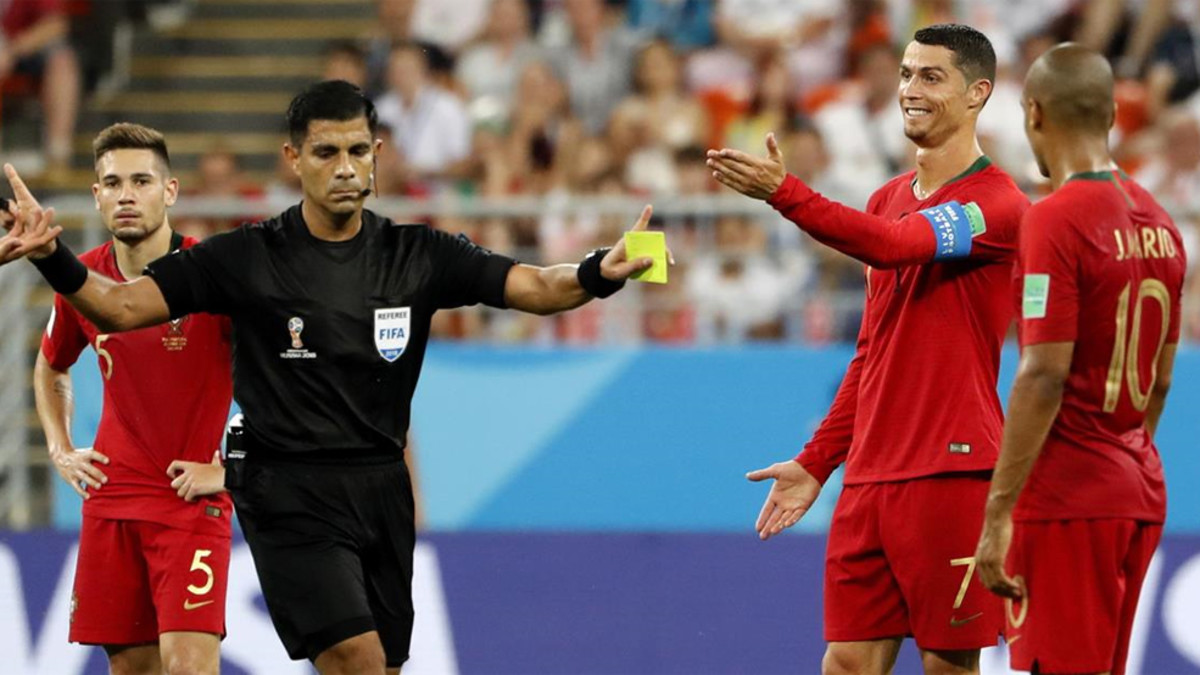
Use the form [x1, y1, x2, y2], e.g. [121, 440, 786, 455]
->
[287, 117, 381, 217]
[898, 42, 976, 148]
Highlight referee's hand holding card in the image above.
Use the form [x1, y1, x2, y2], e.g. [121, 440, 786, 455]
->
[598, 204, 675, 282]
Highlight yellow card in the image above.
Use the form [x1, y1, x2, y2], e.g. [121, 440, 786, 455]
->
[624, 231, 668, 284]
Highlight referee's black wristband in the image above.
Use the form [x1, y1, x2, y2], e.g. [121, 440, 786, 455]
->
[577, 247, 625, 299]
[31, 240, 88, 296]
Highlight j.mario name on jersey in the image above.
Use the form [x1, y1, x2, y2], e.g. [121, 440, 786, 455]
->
[1114, 225, 1179, 261]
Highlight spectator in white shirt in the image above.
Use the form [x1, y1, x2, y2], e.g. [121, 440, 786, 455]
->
[374, 41, 473, 184]
[813, 43, 907, 208]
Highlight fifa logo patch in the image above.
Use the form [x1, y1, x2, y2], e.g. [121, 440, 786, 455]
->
[280, 316, 317, 359]
[374, 307, 411, 363]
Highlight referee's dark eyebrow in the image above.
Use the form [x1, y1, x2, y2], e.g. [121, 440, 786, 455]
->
[311, 141, 372, 154]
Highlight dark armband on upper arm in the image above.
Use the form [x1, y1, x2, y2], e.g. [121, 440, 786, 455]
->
[143, 253, 199, 320]
[477, 254, 517, 309]
[917, 200, 987, 261]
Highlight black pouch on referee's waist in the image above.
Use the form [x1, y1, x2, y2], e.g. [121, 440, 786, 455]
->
[223, 414, 247, 490]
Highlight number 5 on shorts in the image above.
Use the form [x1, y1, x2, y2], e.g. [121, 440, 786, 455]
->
[188, 549, 214, 596]
[950, 556, 977, 609]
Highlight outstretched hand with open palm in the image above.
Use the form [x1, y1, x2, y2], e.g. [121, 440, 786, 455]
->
[746, 460, 822, 540]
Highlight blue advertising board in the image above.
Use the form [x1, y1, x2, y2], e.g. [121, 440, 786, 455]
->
[1, 531, 1199, 674]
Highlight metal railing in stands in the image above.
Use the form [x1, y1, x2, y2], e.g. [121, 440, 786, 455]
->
[0, 262, 35, 529]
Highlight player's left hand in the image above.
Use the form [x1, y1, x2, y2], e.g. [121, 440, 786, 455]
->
[167, 451, 226, 502]
[705, 133, 788, 201]
[599, 204, 676, 281]
[975, 514, 1023, 599]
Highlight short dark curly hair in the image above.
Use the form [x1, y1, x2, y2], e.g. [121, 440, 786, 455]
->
[285, 79, 378, 146]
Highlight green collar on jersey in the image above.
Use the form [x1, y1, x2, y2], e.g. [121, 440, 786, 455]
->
[910, 155, 992, 193]
[1067, 169, 1134, 207]
[1067, 169, 1129, 182]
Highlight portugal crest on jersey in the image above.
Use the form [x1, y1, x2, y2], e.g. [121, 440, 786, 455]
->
[374, 307, 410, 363]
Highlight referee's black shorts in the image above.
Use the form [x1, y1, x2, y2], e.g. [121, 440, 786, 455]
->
[231, 454, 416, 667]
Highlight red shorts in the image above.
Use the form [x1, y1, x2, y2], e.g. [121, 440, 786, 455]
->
[70, 516, 231, 645]
[824, 474, 1001, 649]
[1004, 519, 1161, 675]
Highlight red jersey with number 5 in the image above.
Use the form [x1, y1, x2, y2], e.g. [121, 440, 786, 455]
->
[1014, 171, 1186, 523]
[41, 237, 234, 536]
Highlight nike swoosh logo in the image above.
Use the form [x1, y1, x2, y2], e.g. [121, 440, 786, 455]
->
[183, 599, 214, 611]
[950, 612, 984, 627]
[1007, 634, 1022, 645]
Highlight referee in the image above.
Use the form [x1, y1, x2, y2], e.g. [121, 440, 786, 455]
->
[9, 80, 662, 675]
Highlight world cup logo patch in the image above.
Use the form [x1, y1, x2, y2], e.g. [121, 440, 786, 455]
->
[288, 317, 305, 350]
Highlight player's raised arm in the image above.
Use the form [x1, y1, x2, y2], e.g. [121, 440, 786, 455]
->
[503, 204, 672, 314]
[707, 135, 1016, 269]
[5, 164, 170, 332]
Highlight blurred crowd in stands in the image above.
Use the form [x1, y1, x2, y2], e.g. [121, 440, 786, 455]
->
[4, 0, 1200, 345]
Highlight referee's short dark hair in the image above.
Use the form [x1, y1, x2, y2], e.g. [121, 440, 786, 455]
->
[913, 24, 997, 92]
[93, 123, 171, 172]
[286, 80, 379, 147]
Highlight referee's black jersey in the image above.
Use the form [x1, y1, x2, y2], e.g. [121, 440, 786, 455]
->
[145, 204, 515, 457]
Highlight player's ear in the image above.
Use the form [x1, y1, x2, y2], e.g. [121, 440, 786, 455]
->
[968, 78, 992, 111]
[1027, 98, 1044, 132]
[1110, 99, 1119, 131]
[91, 182, 100, 211]
[163, 176, 180, 207]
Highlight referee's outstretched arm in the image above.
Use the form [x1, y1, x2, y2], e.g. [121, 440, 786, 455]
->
[503, 204, 668, 315]
[5, 163, 172, 333]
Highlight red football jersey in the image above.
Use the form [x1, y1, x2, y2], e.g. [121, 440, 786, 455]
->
[770, 157, 1029, 485]
[1012, 171, 1185, 523]
[41, 237, 234, 536]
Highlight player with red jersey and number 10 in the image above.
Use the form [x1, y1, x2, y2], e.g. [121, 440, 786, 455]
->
[710, 24, 1029, 675]
[33, 123, 233, 675]
[975, 44, 1187, 675]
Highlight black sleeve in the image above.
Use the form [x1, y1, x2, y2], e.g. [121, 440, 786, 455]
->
[143, 228, 247, 318]
[428, 229, 516, 310]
